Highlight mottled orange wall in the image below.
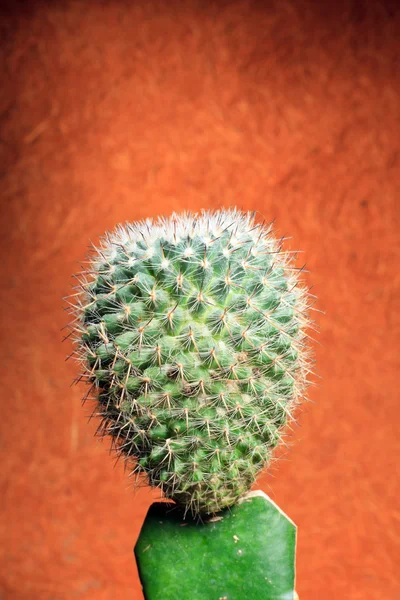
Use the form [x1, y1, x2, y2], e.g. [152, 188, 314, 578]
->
[1, 1, 399, 599]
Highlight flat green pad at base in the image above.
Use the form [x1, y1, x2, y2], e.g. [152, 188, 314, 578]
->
[135, 490, 297, 600]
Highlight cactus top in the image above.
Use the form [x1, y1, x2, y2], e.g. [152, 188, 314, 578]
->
[71, 208, 312, 515]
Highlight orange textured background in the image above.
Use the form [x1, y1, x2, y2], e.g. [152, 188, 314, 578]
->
[1, 1, 399, 599]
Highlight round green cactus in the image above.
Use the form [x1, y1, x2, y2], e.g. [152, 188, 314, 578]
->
[68, 208, 313, 516]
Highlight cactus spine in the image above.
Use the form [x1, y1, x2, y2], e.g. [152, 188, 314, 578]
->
[68, 208, 312, 516]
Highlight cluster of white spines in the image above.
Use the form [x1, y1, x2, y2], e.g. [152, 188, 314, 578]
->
[95, 208, 270, 259]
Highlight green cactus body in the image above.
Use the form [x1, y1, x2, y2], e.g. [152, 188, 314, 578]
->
[70, 209, 311, 516]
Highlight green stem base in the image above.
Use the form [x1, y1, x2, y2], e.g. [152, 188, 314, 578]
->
[135, 490, 297, 600]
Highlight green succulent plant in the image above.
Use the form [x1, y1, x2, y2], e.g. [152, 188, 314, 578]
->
[68, 208, 313, 516]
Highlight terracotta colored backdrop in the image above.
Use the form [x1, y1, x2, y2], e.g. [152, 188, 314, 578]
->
[1, 1, 399, 598]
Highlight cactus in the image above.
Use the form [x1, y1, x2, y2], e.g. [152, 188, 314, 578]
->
[68, 208, 312, 517]
[135, 491, 298, 600]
